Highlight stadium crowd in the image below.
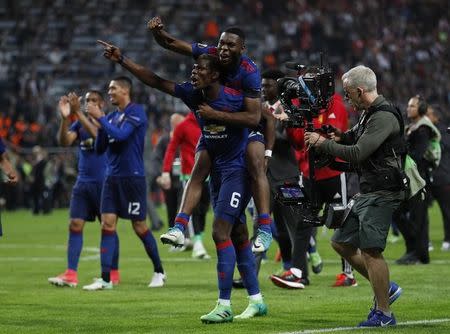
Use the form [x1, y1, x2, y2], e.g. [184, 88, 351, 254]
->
[0, 0, 449, 148]
[0, 0, 448, 207]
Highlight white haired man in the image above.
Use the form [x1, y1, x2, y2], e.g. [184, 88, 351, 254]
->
[305, 65, 403, 327]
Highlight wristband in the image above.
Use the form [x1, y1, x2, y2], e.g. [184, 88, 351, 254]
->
[117, 54, 124, 64]
[264, 149, 272, 158]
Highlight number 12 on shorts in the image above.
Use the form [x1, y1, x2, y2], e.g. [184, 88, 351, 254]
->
[128, 202, 140, 215]
[230, 192, 241, 208]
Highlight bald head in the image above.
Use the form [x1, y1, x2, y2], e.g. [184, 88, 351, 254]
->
[170, 113, 185, 130]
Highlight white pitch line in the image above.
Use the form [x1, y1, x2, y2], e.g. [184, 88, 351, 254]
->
[279, 318, 450, 334]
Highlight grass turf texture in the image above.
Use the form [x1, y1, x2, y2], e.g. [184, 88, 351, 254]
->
[0, 204, 449, 334]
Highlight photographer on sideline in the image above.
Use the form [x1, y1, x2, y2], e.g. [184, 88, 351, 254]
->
[305, 65, 403, 327]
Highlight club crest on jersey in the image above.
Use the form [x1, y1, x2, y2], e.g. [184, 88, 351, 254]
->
[204, 124, 226, 134]
[80, 138, 94, 150]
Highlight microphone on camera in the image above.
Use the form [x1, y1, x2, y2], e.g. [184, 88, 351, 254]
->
[285, 62, 306, 72]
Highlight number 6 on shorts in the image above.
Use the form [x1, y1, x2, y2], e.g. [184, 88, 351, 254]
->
[230, 192, 241, 208]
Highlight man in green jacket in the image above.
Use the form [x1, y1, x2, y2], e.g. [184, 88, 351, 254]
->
[305, 65, 403, 328]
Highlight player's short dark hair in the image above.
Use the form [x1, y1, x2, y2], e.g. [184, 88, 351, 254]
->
[415, 94, 428, 116]
[261, 69, 285, 81]
[112, 76, 133, 96]
[198, 54, 221, 75]
[427, 104, 442, 120]
[87, 89, 104, 101]
[224, 27, 245, 43]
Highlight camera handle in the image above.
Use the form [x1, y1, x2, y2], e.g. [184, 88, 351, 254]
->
[305, 119, 319, 211]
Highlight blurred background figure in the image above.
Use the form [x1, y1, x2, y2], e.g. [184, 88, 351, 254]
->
[30, 146, 52, 215]
[426, 106, 450, 252]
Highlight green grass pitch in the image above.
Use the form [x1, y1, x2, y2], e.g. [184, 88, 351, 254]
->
[0, 204, 449, 333]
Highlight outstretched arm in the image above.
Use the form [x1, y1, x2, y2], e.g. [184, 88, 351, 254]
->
[198, 96, 261, 128]
[97, 40, 176, 96]
[147, 16, 193, 56]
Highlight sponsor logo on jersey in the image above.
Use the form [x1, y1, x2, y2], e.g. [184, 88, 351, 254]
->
[204, 124, 226, 134]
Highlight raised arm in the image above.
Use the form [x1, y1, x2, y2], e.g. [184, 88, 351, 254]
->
[97, 40, 176, 96]
[67, 92, 99, 139]
[147, 16, 193, 56]
[57, 96, 77, 146]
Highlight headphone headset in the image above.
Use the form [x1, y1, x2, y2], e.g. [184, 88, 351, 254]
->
[415, 94, 428, 116]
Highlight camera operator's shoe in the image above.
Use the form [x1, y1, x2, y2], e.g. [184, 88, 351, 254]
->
[48, 269, 78, 288]
[309, 251, 323, 274]
[252, 229, 272, 253]
[270, 268, 305, 289]
[332, 273, 357, 287]
[235, 298, 267, 320]
[367, 281, 403, 319]
[388, 281, 403, 305]
[200, 302, 233, 324]
[358, 310, 396, 327]
[160, 227, 185, 247]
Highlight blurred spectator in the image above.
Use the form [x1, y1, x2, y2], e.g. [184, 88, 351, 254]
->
[30, 146, 52, 214]
[427, 106, 450, 251]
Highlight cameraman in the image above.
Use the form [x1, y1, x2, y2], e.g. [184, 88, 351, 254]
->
[274, 82, 355, 288]
[305, 65, 403, 327]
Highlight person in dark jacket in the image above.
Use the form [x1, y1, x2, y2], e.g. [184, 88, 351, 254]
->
[427, 106, 450, 251]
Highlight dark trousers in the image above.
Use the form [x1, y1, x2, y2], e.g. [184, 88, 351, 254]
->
[32, 186, 52, 214]
[395, 191, 430, 263]
[430, 184, 450, 242]
[163, 180, 182, 228]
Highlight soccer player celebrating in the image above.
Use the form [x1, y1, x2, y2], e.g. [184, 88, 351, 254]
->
[82, 76, 165, 290]
[148, 17, 273, 253]
[98, 40, 267, 323]
[48, 91, 120, 287]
